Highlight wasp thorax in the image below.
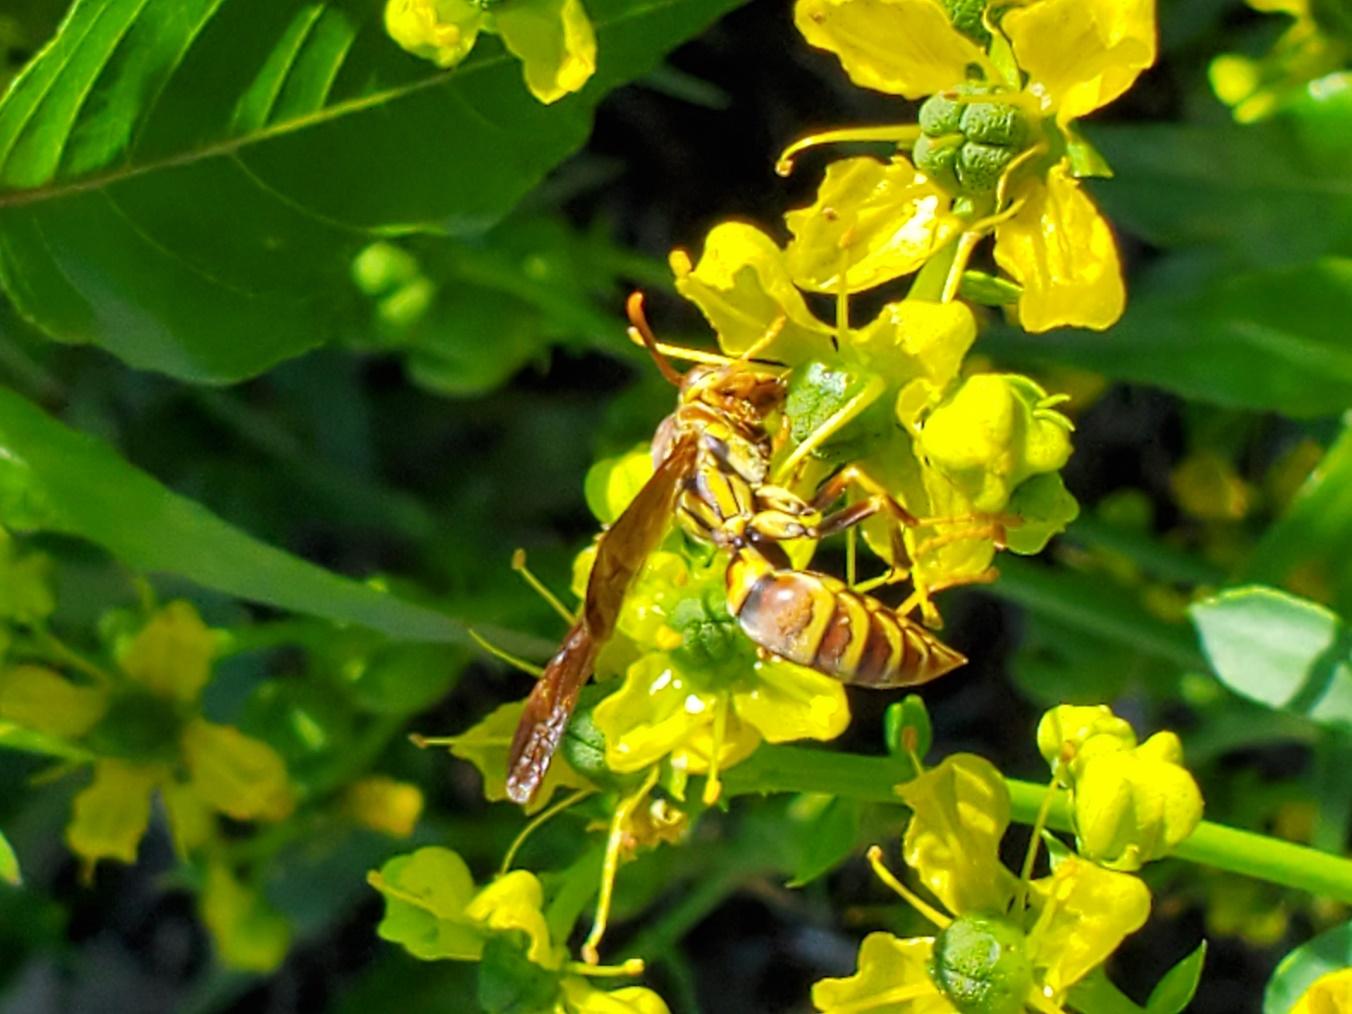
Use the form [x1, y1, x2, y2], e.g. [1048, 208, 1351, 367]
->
[929, 912, 1034, 1014]
[915, 86, 1034, 198]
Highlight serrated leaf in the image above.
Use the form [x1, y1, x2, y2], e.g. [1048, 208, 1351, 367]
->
[1146, 941, 1207, 1014]
[1191, 586, 1352, 731]
[1265, 921, 1352, 1014]
[0, 0, 749, 382]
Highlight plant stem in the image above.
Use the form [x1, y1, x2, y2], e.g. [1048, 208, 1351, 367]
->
[724, 746, 1352, 904]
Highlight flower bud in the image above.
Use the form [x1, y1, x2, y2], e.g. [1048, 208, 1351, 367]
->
[1071, 731, 1204, 871]
[919, 374, 1073, 513]
[930, 912, 1033, 1014]
[1036, 705, 1135, 770]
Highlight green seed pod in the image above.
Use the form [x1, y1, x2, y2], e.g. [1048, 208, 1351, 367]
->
[913, 134, 962, 193]
[930, 913, 1034, 1014]
[670, 594, 743, 669]
[919, 93, 963, 137]
[959, 102, 1029, 149]
[956, 141, 1014, 195]
[941, 0, 992, 44]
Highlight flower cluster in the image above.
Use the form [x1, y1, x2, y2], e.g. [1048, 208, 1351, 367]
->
[813, 705, 1204, 1013]
[370, 846, 670, 1012]
[785, 0, 1155, 332]
[385, 0, 596, 104]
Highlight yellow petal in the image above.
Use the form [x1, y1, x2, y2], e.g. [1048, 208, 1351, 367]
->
[465, 869, 560, 969]
[855, 298, 977, 390]
[162, 778, 216, 858]
[66, 759, 161, 869]
[384, 0, 485, 68]
[595, 655, 730, 773]
[369, 846, 484, 961]
[994, 167, 1125, 332]
[795, 0, 987, 98]
[1291, 969, 1352, 1014]
[344, 776, 425, 838]
[898, 753, 1017, 916]
[0, 664, 108, 740]
[446, 699, 592, 813]
[1026, 855, 1151, 995]
[1036, 704, 1135, 768]
[733, 659, 850, 744]
[180, 718, 295, 822]
[672, 222, 834, 363]
[812, 932, 953, 1012]
[1004, 0, 1157, 121]
[202, 861, 292, 973]
[785, 157, 956, 293]
[561, 979, 673, 1014]
[119, 601, 217, 703]
[495, 0, 597, 104]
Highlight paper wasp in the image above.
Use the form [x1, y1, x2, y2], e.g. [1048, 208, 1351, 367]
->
[506, 294, 971, 805]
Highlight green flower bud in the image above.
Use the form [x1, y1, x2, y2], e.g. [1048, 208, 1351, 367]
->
[941, 0, 992, 44]
[930, 913, 1033, 1014]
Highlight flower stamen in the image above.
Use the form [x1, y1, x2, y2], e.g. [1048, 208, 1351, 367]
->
[865, 845, 951, 929]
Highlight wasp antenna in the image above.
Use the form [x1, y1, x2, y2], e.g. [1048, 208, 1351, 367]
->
[626, 292, 685, 386]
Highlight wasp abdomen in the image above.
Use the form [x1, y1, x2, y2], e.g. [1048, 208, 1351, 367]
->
[729, 559, 966, 688]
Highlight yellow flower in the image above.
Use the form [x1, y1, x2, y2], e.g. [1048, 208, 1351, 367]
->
[786, 0, 1157, 330]
[369, 846, 671, 1012]
[8, 602, 300, 878]
[673, 223, 1078, 587]
[385, 0, 597, 104]
[1292, 968, 1352, 1013]
[1038, 705, 1204, 871]
[812, 754, 1152, 1013]
[593, 550, 850, 801]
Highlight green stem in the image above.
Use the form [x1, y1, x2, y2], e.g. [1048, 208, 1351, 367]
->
[723, 746, 1352, 904]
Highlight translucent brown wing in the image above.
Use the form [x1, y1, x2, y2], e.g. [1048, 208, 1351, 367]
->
[505, 434, 699, 805]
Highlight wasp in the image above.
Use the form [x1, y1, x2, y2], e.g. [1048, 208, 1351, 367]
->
[506, 294, 969, 805]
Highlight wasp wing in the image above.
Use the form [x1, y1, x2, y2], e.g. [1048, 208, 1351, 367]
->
[505, 434, 698, 805]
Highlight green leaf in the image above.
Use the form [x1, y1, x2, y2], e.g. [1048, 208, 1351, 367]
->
[784, 794, 861, 888]
[1265, 921, 1352, 1014]
[1086, 86, 1352, 268]
[1191, 586, 1352, 731]
[0, 0, 748, 382]
[983, 257, 1352, 417]
[1146, 941, 1207, 1014]
[1248, 424, 1352, 619]
[476, 933, 560, 1014]
[0, 828, 19, 886]
[0, 383, 539, 647]
[1067, 968, 1147, 1014]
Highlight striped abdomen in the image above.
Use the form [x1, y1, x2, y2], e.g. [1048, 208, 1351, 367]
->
[725, 554, 966, 688]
